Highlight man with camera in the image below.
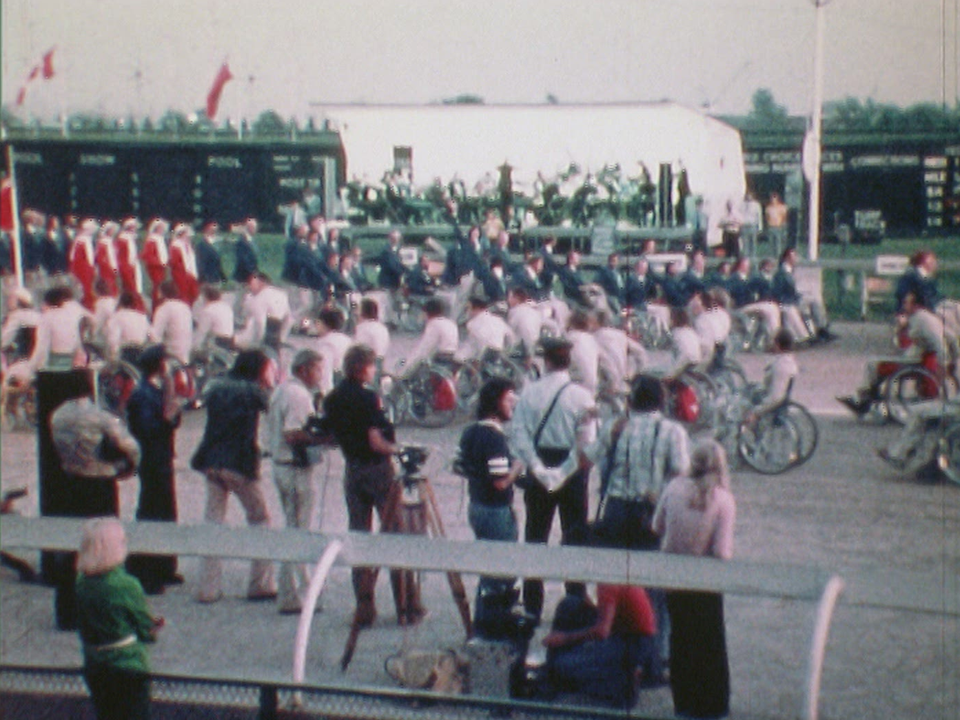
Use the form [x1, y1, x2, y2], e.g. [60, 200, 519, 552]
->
[266, 349, 327, 614]
[321, 344, 424, 627]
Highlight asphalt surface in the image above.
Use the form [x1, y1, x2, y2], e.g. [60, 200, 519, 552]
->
[1, 321, 958, 719]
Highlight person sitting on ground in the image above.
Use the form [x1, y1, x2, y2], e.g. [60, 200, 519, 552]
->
[400, 297, 459, 377]
[542, 546, 663, 708]
[838, 291, 954, 417]
[726, 257, 781, 347]
[557, 250, 589, 308]
[594, 251, 626, 314]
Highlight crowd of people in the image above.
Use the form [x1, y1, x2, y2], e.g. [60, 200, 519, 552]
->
[5, 198, 958, 719]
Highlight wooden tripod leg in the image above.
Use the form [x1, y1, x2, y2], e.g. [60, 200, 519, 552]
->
[418, 478, 474, 639]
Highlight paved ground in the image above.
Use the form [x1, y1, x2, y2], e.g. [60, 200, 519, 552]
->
[2, 321, 959, 719]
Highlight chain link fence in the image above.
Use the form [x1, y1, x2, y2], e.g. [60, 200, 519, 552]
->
[1, 664, 674, 720]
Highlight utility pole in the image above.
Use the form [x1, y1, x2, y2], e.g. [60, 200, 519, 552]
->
[805, 0, 829, 261]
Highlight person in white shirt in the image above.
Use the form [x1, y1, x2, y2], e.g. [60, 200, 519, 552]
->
[665, 308, 703, 379]
[90, 279, 119, 344]
[746, 329, 799, 421]
[506, 287, 544, 359]
[192, 285, 235, 353]
[266, 349, 326, 614]
[29, 286, 93, 373]
[566, 309, 600, 394]
[104, 291, 153, 361]
[457, 295, 515, 362]
[593, 309, 646, 394]
[401, 297, 459, 376]
[691, 290, 731, 363]
[312, 307, 354, 396]
[150, 281, 194, 365]
[739, 191, 763, 259]
[236, 272, 292, 350]
[1, 288, 41, 353]
[353, 298, 390, 361]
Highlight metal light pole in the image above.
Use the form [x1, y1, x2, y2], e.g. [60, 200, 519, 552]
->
[806, 0, 829, 261]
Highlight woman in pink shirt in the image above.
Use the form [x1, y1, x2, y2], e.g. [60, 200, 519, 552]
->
[653, 440, 735, 719]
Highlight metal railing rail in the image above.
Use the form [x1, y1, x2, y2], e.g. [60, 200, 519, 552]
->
[2, 515, 955, 719]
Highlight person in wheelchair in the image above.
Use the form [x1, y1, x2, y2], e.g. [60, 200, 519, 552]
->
[838, 292, 955, 417]
[1, 288, 41, 360]
[398, 297, 459, 378]
[403, 253, 439, 298]
[104, 291, 152, 363]
[457, 295, 515, 364]
[877, 397, 960, 474]
[744, 329, 798, 425]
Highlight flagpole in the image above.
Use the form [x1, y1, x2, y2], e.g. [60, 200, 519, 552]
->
[5, 144, 25, 288]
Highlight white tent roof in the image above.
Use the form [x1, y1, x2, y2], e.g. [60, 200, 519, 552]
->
[322, 101, 745, 215]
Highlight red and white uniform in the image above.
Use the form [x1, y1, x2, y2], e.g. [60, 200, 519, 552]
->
[94, 230, 120, 297]
[141, 220, 169, 307]
[116, 221, 145, 309]
[169, 226, 200, 306]
[69, 222, 97, 309]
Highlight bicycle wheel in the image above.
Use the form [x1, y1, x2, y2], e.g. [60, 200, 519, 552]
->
[884, 366, 943, 425]
[782, 402, 819, 466]
[738, 413, 801, 474]
[937, 421, 960, 485]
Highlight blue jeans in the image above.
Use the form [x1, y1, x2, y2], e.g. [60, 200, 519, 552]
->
[549, 634, 660, 707]
[469, 501, 520, 638]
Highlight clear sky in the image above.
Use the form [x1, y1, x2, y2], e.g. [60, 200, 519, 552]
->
[2, 0, 957, 123]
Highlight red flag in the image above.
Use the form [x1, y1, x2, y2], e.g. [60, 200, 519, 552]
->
[41, 48, 55, 79]
[27, 65, 40, 82]
[1, 179, 14, 233]
[15, 86, 27, 106]
[206, 61, 233, 120]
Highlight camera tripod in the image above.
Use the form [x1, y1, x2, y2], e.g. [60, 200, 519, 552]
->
[340, 446, 473, 671]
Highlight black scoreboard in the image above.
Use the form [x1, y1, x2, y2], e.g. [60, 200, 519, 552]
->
[4, 135, 345, 231]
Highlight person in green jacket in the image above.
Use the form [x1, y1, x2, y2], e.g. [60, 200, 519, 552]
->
[76, 517, 163, 720]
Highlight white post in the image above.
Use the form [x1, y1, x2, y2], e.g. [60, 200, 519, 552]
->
[803, 575, 845, 720]
[806, 0, 828, 262]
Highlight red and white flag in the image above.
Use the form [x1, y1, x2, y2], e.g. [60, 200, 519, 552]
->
[0, 178, 15, 233]
[206, 61, 233, 120]
[16, 47, 56, 107]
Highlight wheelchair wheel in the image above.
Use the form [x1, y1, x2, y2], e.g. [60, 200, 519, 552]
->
[883, 366, 945, 425]
[379, 376, 408, 427]
[406, 366, 458, 428]
[396, 298, 426, 335]
[782, 402, 818, 467]
[98, 361, 141, 416]
[711, 358, 748, 397]
[738, 413, 801, 474]
[937, 422, 960, 486]
[454, 362, 483, 415]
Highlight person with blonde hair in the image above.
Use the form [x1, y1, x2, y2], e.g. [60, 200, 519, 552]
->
[652, 439, 735, 719]
[76, 517, 163, 720]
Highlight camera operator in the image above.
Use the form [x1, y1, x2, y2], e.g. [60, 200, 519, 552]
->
[321, 344, 425, 627]
[266, 349, 327, 614]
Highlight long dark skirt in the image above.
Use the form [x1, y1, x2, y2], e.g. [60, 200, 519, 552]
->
[667, 590, 730, 719]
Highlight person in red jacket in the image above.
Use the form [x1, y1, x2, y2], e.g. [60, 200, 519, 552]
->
[94, 222, 120, 298]
[70, 218, 99, 309]
[115, 217, 145, 311]
[168, 224, 200, 307]
[141, 219, 170, 310]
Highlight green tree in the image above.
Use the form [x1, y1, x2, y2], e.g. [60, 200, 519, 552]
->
[441, 94, 484, 105]
[746, 88, 790, 129]
[252, 109, 287, 134]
